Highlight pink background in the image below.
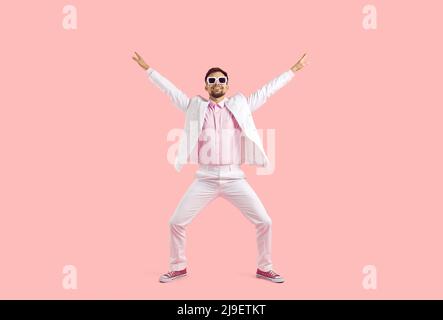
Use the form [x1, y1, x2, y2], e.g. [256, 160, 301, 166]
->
[1, 0, 442, 299]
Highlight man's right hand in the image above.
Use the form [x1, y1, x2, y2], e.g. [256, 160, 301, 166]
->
[132, 51, 149, 70]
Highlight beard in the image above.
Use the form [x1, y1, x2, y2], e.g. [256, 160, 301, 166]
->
[210, 90, 225, 98]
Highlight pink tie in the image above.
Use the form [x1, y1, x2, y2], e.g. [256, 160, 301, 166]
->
[209, 101, 221, 109]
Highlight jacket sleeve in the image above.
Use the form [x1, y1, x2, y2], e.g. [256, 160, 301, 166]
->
[146, 67, 190, 112]
[247, 69, 295, 112]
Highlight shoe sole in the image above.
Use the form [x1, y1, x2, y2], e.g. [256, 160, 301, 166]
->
[159, 273, 187, 283]
[256, 274, 285, 283]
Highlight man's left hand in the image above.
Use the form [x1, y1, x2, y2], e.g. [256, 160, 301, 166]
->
[291, 53, 308, 72]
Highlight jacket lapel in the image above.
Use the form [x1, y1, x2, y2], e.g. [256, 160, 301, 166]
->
[225, 95, 248, 130]
[197, 96, 208, 128]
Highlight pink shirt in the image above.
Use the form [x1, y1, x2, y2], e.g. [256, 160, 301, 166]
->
[197, 99, 244, 165]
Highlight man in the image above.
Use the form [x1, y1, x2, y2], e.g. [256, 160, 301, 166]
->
[132, 52, 308, 283]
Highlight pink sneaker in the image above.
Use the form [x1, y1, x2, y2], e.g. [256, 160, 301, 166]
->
[159, 268, 187, 283]
[256, 269, 285, 283]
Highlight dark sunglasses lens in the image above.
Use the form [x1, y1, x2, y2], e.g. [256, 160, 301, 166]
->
[219, 78, 226, 84]
[208, 78, 216, 84]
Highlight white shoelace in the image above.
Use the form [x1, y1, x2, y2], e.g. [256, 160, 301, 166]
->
[268, 270, 279, 277]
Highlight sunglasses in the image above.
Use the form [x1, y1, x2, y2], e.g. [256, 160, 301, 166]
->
[206, 76, 228, 85]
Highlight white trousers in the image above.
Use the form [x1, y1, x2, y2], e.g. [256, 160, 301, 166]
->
[168, 164, 273, 271]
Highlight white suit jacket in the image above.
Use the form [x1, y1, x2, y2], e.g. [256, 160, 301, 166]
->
[146, 67, 295, 172]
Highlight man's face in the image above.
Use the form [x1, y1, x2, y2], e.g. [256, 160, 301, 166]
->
[205, 71, 229, 99]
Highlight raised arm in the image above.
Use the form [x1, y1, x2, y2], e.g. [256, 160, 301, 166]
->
[132, 51, 190, 112]
[247, 53, 308, 112]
